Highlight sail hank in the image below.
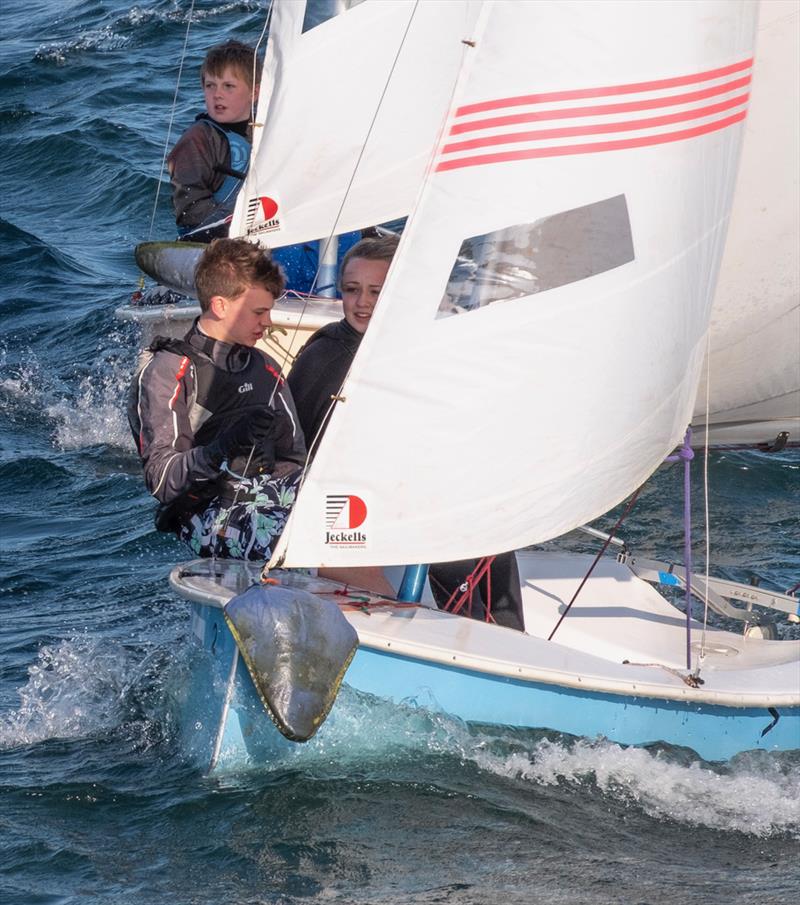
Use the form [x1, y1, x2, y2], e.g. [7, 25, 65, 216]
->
[230, 0, 482, 247]
[269, 0, 759, 569]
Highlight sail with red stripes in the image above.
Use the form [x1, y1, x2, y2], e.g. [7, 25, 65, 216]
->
[272, 0, 759, 569]
[437, 58, 752, 173]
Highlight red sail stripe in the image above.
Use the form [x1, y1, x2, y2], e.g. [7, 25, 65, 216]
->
[456, 58, 753, 117]
[442, 93, 749, 155]
[436, 110, 747, 173]
[450, 74, 751, 136]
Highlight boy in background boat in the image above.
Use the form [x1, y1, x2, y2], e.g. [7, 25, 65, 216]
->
[128, 238, 305, 560]
[168, 40, 259, 243]
[288, 237, 526, 631]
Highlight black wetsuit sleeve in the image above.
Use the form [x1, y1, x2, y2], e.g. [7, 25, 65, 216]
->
[129, 351, 222, 504]
[167, 120, 230, 233]
[288, 337, 353, 452]
[273, 381, 308, 466]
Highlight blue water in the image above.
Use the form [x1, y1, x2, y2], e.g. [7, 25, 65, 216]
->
[1, 2, 799, 903]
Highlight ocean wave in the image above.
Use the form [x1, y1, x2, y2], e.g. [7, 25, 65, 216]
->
[33, 1, 269, 67]
[0, 340, 136, 452]
[204, 679, 800, 839]
[0, 457, 73, 486]
[468, 735, 800, 839]
[0, 217, 91, 280]
[35, 28, 132, 66]
[0, 637, 154, 749]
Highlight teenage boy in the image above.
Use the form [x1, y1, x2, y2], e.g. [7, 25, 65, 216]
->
[168, 40, 259, 242]
[128, 238, 304, 560]
[288, 237, 525, 630]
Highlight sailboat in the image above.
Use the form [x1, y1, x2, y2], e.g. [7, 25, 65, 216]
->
[117, 0, 482, 369]
[164, 0, 799, 771]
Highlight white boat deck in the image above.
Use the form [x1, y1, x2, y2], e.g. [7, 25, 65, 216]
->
[516, 551, 796, 672]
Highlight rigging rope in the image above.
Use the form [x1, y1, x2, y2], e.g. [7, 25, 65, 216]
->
[700, 330, 713, 662]
[146, 0, 197, 246]
[547, 487, 642, 642]
[442, 556, 497, 622]
[252, 1, 274, 126]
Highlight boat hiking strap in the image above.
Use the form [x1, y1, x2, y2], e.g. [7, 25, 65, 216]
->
[442, 556, 497, 623]
[548, 486, 642, 642]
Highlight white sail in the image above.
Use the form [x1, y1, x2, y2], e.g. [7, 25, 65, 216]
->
[272, 0, 758, 569]
[230, 0, 481, 245]
[693, 0, 800, 447]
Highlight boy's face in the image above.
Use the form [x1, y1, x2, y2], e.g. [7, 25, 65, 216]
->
[209, 284, 275, 346]
[341, 257, 390, 334]
[203, 65, 255, 124]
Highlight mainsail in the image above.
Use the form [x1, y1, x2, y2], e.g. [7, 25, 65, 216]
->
[693, 0, 800, 447]
[270, 0, 758, 569]
[230, 0, 481, 245]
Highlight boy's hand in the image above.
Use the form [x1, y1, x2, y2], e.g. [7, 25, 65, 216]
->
[206, 410, 275, 464]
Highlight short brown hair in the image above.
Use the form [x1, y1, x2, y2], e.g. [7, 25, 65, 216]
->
[200, 40, 261, 89]
[339, 235, 400, 289]
[195, 238, 285, 311]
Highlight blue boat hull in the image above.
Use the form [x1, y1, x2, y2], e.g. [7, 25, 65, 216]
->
[182, 601, 799, 769]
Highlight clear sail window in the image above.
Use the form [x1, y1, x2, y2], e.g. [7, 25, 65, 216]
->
[303, 0, 367, 32]
[438, 194, 634, 318]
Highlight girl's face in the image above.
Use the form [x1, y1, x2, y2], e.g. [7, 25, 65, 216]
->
[340, 257, 390, 334]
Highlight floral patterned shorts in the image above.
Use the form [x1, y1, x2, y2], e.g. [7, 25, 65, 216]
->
[178, 469, 302, 561]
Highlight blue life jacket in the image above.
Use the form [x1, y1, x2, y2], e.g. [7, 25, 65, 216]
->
[207, 120, 251, 207]
[177, 120, 251, 238]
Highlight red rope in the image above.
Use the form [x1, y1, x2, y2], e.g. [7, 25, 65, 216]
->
[443, 555, 497, 622]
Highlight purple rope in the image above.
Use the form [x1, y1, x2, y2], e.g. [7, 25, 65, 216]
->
[666, 428, 695, 669]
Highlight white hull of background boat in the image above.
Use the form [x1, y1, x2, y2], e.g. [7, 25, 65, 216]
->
[170, 553, 799, 771]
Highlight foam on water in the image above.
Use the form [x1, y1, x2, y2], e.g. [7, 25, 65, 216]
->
[206, 675, 800, 839]
[0, 631, 181, 755]
[32, 0, 268, 66]
[0, 337, 136, 452]
[0, 637, 138, 748]
[47, 369, 134, 452]
[467, 735, 800, 838]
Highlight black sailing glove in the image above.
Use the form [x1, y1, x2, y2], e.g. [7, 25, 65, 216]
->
[205, 409, 276, 467]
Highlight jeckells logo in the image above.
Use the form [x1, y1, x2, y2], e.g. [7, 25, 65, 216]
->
[245, 195, 281, 235]
[325, 495, 367, 547]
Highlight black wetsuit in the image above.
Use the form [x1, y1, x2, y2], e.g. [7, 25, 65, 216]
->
[288, 318, 525, 631]
[287, 318, 362, 452]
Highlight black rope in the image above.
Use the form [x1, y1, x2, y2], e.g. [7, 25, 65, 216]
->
[548, 487, 642, 641]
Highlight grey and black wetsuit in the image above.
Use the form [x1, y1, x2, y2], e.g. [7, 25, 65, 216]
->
[128, 320, 306, 559]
